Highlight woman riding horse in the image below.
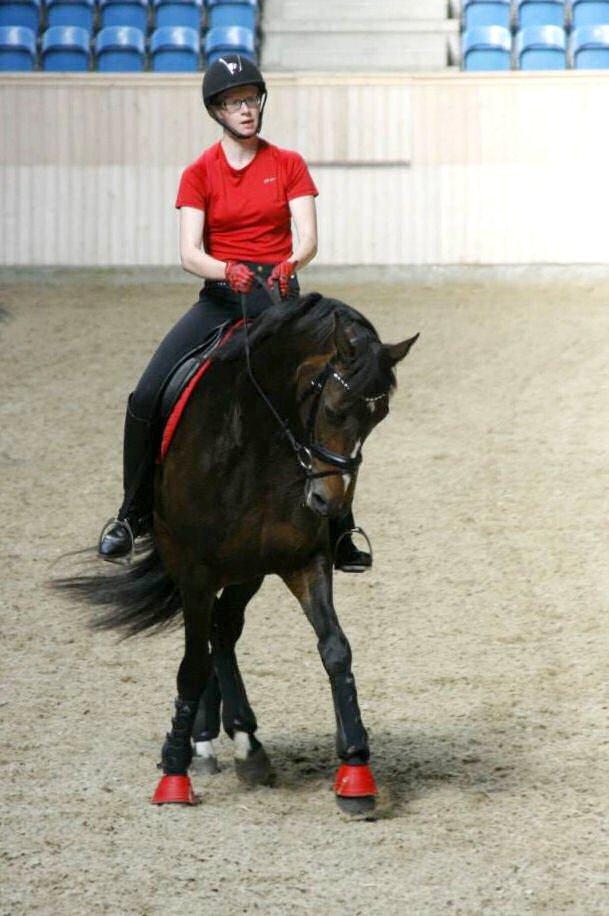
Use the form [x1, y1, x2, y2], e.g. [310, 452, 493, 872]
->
[98, 55, 370, 573]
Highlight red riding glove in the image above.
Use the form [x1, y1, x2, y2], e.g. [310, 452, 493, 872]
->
[225, 261, 255, 295]
[267, 260, 299, 299]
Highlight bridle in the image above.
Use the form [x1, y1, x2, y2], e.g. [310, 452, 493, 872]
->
[240, 283, 368, 481]
[297, 362, 364, 479]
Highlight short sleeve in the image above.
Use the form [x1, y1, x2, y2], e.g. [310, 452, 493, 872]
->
[284, 151, 319, 201]
[175, 160, 208, 211]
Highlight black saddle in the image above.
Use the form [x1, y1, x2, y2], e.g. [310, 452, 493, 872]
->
[159, 321, 231, 426]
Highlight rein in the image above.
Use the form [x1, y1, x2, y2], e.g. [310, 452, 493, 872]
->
[239, 282, 363, 480]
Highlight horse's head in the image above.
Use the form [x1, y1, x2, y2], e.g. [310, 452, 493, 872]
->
[297, 314, 419, 519]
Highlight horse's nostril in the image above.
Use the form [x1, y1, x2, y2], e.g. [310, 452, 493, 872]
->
[308, 490, 330, 517]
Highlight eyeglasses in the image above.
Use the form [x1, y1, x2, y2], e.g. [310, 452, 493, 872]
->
[218, 94, 262, 113]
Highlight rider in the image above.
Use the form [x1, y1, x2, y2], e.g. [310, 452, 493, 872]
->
[98, 54, 371, 573]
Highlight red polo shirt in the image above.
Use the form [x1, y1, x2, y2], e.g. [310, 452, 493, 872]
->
[175, 140, 318, 264]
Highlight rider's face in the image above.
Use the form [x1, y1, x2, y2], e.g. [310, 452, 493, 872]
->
[214, 84, 261, 137]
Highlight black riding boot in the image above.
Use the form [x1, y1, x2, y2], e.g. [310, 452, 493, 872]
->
[98, 395, 154, 561]
[331, 510, 372, 573]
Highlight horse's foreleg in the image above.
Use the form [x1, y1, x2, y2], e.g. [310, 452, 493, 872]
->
[282, 555, 377, 815]
[210, 578, 272, 785]
[151, 582, 215, 806]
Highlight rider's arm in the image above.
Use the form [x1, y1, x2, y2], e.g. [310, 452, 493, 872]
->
[288, 195, 318, 269]
[179, 206, 227, 280]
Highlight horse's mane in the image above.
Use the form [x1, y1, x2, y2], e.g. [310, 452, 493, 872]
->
[215, 292, 397, 401]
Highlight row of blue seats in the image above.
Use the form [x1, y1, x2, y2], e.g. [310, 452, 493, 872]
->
[463, 23, 609, 67]
[0, 0, 257, 33]
[0, 23, 255, 69]
[463, 0, 609, 29]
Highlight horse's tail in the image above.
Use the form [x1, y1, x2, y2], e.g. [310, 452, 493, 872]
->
[51, 536, 182, 638]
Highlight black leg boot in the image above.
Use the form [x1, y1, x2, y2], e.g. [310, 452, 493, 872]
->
[331, 510, 373, 573]
[98, 395, 154, 561]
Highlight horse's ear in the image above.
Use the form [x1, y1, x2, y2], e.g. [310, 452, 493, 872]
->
[382, 333, 420, 366]
[334, 314, 359, 362]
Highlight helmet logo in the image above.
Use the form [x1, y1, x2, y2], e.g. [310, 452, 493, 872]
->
[218, 56, 242, 75]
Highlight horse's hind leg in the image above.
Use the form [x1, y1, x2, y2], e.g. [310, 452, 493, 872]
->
[151, 581, 215, 806]
[191, 581, 264, 777]
[192, 672, 222, 774]
[210, 578, 273, 786]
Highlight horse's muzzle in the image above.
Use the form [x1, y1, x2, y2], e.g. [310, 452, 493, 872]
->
[304, 479, 343, 518]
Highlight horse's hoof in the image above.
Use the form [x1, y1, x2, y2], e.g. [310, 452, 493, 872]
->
[192, 740, 220, 775]
[235, 745, 273, 787]
[192, 755, 220, 775]
[151, 774, 199, 806]
[336, 794, 377, 817]
[333, 763, 378, 817]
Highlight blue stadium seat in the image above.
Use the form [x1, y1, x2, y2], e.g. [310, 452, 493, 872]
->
[0, 0, 40, 32]
[206, 0, 257, 31]
[462, 25, 512, 69]
[571, 0, 609, 26]
[41, 24, 89, 69]
[204, 25, 254, 63]
[95, 25, 145, 69]
[0, 25, 37, 70]
[46, 0, 95, 30]
[515, 24, 567, 67]
[153, 0, 203, 30]
[150, 25, 199, 69]
[463, 1, 511, 30]
[571, 23, 609, 64]
[99, 0, 148, 31]
[517, 1, 565, 27]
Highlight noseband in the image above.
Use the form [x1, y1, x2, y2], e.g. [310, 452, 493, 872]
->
[240, 287, 365, 481]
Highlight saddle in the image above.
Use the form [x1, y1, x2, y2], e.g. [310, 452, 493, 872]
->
[158, 319, 244, 462]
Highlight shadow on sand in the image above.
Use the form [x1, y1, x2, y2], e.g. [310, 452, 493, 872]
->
[257, 722, 522, 816]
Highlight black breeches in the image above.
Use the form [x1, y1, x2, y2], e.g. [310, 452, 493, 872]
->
[130, 275, 298, 421]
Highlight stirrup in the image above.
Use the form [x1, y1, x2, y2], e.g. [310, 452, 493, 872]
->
[334, 526, 373, 572]
[98, 516, 136, 566]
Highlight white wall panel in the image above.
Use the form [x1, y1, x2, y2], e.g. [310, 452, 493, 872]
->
[2, 72, 609, 266]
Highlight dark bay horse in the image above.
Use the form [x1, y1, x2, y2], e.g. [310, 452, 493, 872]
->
[57, 292, 418, 815]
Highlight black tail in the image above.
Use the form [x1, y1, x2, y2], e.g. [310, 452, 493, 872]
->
[51, 536, 182, 638]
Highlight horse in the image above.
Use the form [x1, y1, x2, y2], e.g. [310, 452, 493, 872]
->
[55, 291, 418, 816]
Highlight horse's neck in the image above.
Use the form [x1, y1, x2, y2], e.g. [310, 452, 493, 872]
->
[251, 330, 333, 405]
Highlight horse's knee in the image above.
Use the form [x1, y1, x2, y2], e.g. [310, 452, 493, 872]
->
[319, 632, 351, 676]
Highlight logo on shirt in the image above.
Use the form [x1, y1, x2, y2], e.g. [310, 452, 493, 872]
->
[263, 177, 277, 184]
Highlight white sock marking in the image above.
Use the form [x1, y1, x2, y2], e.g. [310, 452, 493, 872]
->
[193, 739, 216, 759]
[233, 730, 253, 761]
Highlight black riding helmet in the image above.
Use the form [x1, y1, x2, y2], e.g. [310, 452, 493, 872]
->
[202, 55, 267, 141]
